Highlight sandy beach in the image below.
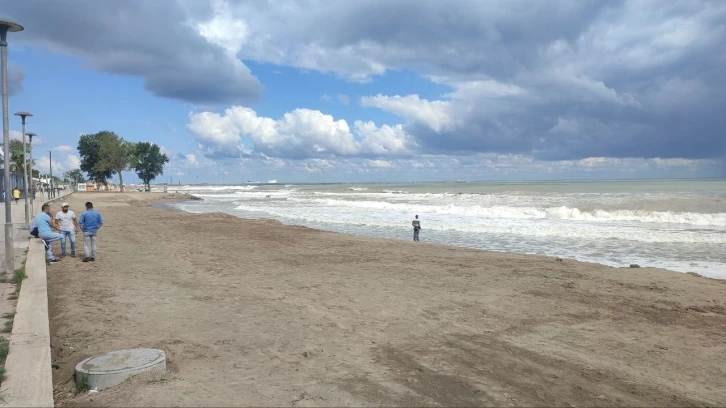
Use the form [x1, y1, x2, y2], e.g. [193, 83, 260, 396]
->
[47, 192, 726, 407]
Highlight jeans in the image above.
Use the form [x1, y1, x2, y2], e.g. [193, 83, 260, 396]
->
[40, 233, 65, 261]
[84, 232, 98, 258]
[60, 230, 76, 255]
[413, 228, 420, 241]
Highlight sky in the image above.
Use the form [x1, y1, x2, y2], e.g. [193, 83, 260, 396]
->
[3, 0, 726, 184]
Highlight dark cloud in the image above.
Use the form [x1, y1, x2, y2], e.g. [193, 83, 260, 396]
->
[326, 0, 726, 160]
[6, 0, 726, 162]
[3, 0, 262, 105]
[207, 0, 726, 161]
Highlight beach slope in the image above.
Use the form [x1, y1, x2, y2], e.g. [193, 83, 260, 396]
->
[49, 192, 726, 406]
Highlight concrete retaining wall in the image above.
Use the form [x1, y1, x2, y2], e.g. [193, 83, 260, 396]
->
[0, 191, 74, 407]
[0, 239, 53, 407]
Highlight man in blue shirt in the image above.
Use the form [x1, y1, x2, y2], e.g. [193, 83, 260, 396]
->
[37, 204, 65, 264]
[78, 201, 103, 262]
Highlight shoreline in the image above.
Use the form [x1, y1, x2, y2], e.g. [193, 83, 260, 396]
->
[48, 192, 726, 406]
[171, 196, 718, 279]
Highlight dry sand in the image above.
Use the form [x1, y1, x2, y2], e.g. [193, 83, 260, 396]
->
[47, 192, 726, 407]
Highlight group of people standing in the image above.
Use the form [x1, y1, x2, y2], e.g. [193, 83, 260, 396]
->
[30, 201, 103, 263]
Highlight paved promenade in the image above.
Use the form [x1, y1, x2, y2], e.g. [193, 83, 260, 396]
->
[0, 199, 33, 273]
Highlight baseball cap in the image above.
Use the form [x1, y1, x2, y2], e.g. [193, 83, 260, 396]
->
[61, 202, 69, 207]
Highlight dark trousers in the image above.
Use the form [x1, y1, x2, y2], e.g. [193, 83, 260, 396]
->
[413, 228, 420, 241]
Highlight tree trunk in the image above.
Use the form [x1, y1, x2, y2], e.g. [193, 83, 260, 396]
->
[119, 171, 125, 192]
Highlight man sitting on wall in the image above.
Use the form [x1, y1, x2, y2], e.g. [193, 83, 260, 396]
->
[37, 204, 65, 264]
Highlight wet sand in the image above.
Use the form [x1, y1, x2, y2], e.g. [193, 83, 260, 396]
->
[48, 192, 726, 406]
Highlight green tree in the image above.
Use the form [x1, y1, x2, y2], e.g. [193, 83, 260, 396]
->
[8, 139, 33, 174]
[78, 132, 114, 189]
[133, 142, 169, 190]
[95, 133, 135, 192]
[66, 169, 85, 183]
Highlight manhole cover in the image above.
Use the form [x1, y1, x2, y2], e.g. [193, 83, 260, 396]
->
[75, 348, 166, 391]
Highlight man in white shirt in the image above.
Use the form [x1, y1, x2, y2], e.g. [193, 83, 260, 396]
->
[55, 202, 79, 257]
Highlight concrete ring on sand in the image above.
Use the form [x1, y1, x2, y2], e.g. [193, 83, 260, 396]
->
[75, 348, 167, 391]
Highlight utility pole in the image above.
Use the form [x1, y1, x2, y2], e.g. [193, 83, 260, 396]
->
[49, 150, 54, 199]
[1, 18, 24, 272]
[14, 111, 32, 226]
[26, 132, 35, 212]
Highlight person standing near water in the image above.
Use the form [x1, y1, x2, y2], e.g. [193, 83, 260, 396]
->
[79, 201, 103, 262]
[412, 215, 422, 241]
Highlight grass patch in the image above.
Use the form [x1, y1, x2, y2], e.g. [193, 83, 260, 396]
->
[5, 267, 25, 301]
[0, 337, 8, 361]
[77, 372, 90, 393]
[0, 320, 12, 333]
[1, 313, 13, 319]
[11, 267, 25, 286]
[0, 336, 9, 383]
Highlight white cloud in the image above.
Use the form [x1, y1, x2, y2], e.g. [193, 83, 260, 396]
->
[9, 130, 22, 141]
[187, 106, 417, 159]
[193, 0, 250, 57]
[9, 130, 44, 146]
[360, 94, 452, 132]
[354, 121, 415, 155]
[366, 159, 392, 168]
[36, 146, 80, 175]
[163, 149, 218, 179]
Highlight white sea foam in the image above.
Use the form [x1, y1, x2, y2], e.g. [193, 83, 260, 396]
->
[230, 202, 726, 244]
[170, 180, 726, 278]
[283, 196, 726, 227]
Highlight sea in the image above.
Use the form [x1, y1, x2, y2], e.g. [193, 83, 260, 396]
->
[165, 179, 726, 279]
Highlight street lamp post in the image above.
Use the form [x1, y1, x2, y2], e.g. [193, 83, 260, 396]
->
[14, 111, 32, 226]
[49, 150, 54, 199]
[1, 18, 24, 272]
[26, 132, 35, 214]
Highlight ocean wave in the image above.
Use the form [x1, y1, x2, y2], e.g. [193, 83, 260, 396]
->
[172, 185, 259, 193]
[543, 207, 726, 226]
[282, 197, 726, 227]
[229, 203, 726, 244]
